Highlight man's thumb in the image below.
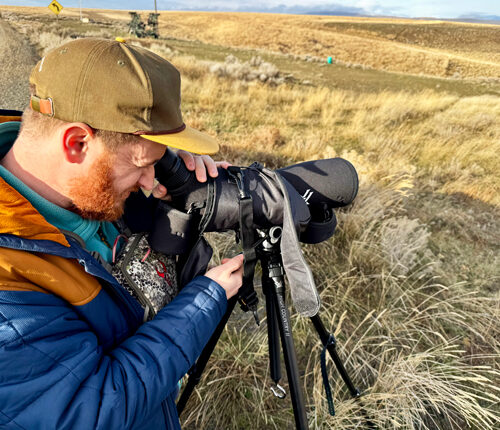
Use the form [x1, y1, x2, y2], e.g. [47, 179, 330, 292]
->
[223, 254, 244, 271]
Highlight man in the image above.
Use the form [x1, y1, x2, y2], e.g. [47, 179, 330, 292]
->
[0, 38, 243, 429]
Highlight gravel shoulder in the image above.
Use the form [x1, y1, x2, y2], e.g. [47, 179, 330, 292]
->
[0, 19, 39, 111]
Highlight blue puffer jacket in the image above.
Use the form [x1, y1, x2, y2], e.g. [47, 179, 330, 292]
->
[0, 119, 227, 429]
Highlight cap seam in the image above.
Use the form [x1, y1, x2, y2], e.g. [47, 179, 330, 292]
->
[135, 123, 186, 135]
[74, 40, 109, 122]
[125, 45, 153, 127]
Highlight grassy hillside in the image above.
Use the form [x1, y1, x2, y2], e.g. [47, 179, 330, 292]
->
[1, 7, 498, 429]
[155, 14, 500, 78]
[2, 6, 500, 79]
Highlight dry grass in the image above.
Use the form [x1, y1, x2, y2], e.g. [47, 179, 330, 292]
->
[165, 43, 500, 430]
[2, 6, 500, 79]
[152, 12, 500, 79]
[191, 181, 500, 429]
[172, 69, 499, 205]
[2, 9, 499, 429]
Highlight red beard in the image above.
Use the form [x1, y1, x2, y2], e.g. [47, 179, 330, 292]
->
[67, 153, 139, 221]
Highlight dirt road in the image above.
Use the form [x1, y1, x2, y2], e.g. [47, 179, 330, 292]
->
[0, 19, 39, 111]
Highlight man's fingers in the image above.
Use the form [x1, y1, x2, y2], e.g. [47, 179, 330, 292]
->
[194, 156, 207, 182]
[215, 161, 232, 170]
[151, 183, 167, 199]
[178, 150, 227, 180]
[204, 254, 244, 299]
[222, 254, 244, 273]
[203, 155, 219, 178]
[177, 150, 195, 171]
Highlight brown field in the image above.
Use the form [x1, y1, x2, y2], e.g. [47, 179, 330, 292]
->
[154, 13, 500, 78]
[1, 6, 499, 430]
[3, 6, 500, 79]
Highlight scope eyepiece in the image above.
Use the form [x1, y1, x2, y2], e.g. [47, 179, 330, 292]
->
[155, 149, 194, 197]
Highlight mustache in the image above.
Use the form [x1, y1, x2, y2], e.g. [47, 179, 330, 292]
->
[124, 184, 141, 197]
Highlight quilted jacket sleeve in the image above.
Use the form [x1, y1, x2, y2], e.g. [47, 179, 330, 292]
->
[0, 276, 227, 430]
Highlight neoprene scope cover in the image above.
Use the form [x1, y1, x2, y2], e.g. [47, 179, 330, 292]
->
[150, 150, 359, 316]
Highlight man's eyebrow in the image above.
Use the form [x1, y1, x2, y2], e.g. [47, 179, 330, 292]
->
[137, 158, 162, 168]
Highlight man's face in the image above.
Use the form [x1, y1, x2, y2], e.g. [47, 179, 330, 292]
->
[68, 137, 166, 221]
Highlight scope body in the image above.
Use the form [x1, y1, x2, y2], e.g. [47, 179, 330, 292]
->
[154, 149, 358, 234]
[146, 149, 359, 311]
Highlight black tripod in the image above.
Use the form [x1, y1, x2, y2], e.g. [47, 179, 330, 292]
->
[177, 227, 362, 429]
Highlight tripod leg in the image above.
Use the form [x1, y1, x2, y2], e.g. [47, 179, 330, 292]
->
[310, 315, 360, 398]
[264, 277, 283, 393]
[311, 314, 377, 429]
[270, 279, 309, 430]
[177, 296, 238, 415]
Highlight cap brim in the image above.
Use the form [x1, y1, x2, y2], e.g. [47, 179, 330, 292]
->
[140, 125, 219, 155]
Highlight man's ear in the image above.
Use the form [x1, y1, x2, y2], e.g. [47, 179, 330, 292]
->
[62, 123, 94, 164]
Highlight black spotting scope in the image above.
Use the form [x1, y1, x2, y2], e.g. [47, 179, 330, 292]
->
[142, 148, 359, 316]
[152, 148, 358, 238]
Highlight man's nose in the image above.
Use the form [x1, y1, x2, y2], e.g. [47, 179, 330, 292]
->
[138, 165, 156, 191]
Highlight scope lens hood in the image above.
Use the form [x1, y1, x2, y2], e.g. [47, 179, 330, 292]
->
[299, 209, 337, 244]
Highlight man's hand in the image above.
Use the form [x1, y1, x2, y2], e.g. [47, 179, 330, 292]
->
[177, 150, 231, 183]
[205, 254, 244, 299]
[150, 151, 231, 200]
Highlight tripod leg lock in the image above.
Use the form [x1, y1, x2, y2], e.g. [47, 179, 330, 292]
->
[270, 383, 286, 399]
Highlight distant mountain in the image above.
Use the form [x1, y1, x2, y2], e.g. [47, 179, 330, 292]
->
[447, 13, 500, 25]
[155, 2, 369, 16]
[457, 13, 500, 21]
[258, 5, 367, 16]
[304, 10, 367, 17]
[407, 16, 500, 25]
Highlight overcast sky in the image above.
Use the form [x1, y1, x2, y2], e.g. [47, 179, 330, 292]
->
[1, 1, 499, 19]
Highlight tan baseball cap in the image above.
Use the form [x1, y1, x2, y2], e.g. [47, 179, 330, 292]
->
[29, 37, 218, 154]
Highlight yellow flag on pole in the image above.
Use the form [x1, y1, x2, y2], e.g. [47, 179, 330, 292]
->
[48, 0, 63, 15]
